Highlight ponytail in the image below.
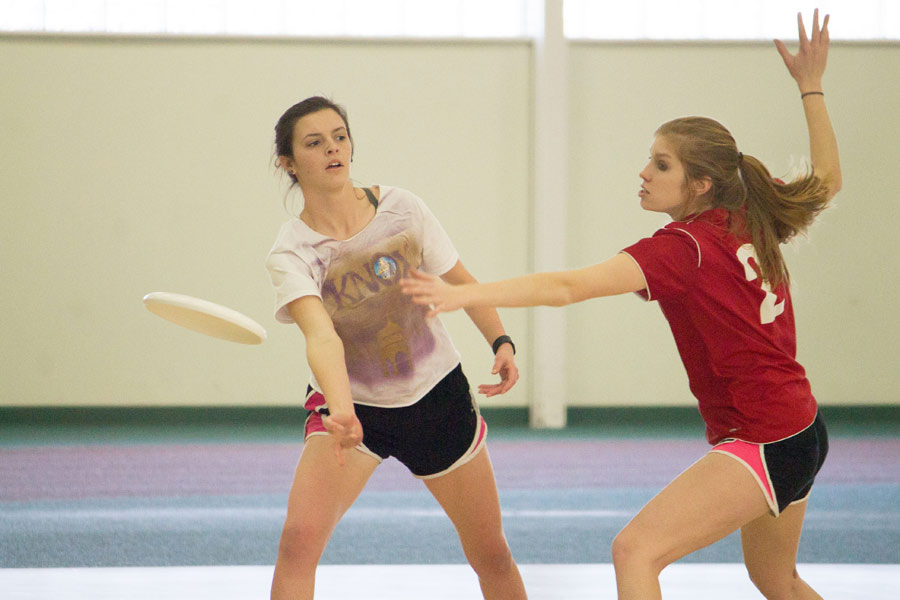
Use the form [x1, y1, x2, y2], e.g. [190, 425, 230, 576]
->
[737, 155, 830, 287]
[656, 117, 831, 289]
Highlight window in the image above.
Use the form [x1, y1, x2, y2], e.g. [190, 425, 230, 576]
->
[0, 0, 533, 38]
[565, 0, 900, 41]
[3, 0, 897, 40]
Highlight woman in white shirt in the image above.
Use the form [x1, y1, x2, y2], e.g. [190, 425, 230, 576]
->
[265, 96, 527, 600]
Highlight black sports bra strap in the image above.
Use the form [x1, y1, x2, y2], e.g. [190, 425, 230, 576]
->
[363, 188, 378, 209]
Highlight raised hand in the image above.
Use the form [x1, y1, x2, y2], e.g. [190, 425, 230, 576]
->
[774, 8, 830, 93]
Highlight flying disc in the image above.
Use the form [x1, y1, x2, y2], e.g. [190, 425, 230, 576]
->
[142, 292, 267, 345]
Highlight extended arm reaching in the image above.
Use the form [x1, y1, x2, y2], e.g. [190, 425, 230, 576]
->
[401, 253, 646, 317]
[775, 9, 842, 198]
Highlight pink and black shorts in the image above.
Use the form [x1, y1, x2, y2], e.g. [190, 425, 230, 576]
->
[304, 364, 487, 479]
[711, 412, 828, 516]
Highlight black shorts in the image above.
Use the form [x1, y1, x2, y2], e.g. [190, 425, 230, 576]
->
[304, 364, 487, 478]
[712, 412, 829, 515]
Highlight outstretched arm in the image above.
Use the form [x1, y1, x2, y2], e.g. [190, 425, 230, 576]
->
[775, 9, 842, 198]
[401, 253, 646, 317]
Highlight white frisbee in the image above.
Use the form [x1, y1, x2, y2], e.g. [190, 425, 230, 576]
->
[142, 292, 267, 345]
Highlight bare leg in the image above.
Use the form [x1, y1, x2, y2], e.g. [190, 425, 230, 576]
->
[742, 500, 823, 599]
[424, 448, 528, 600]
[612, 452, 770, 600]
[270, 436, 379, 600]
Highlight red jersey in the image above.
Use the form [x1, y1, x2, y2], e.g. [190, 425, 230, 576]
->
[621, 208, 817, 445]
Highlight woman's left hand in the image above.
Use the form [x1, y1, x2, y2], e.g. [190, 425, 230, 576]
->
[775, 8, 830, 93]
[477, 345, 519, 397]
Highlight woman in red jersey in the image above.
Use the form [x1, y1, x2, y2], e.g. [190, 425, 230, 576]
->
[402, 10, 840, 600]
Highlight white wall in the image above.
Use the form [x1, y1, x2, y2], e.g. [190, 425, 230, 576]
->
[0, 35, 531, 407]
[1, 35, 897, 408]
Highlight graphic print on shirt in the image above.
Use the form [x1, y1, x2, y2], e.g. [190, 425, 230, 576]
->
[320, 230, 435, 385]
[736, 243, 785, 324]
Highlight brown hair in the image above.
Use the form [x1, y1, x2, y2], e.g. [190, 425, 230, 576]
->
[274, 96, 353, 186]
[656, 117, 830, 287]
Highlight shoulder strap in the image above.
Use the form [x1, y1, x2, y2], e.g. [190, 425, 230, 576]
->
[363, 188, 378, 209]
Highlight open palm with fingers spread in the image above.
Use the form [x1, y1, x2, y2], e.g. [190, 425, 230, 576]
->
[774, 9, 830, 93]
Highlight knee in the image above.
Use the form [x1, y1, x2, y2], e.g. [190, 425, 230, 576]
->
[746, 565, 804, 600]
[611, 529, 636, 568]
[611, 529, 666, 575]
[466, 536, 516, 578]
[277, 520, 330, 569]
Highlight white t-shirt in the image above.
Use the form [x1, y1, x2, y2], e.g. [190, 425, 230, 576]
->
[266, 185, 462, 407]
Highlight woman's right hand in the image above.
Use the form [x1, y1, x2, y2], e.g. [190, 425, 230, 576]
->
[774, 9, 830, 94]
[322, 411, 363, 466]
[287, 296, 364, 466]
[400, 268, 468, 317]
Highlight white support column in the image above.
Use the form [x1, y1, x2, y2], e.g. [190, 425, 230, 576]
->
[529, 0, 567, 428]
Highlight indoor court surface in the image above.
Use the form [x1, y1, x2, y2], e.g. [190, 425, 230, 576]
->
[4, 563, 899, 599]
[2, 409, 899, 599]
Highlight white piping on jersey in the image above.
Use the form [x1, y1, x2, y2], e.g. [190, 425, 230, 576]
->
[619, 251, 652, 300]
[669, 227, 702, 268]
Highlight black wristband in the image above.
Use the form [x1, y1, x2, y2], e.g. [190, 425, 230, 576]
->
[491, 335, 515, 355]
[800, 91, 824, 99]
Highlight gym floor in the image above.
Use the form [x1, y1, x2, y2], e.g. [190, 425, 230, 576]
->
[2, 407, 898, 598]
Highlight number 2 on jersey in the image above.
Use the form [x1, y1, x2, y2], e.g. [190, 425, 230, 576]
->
[736, 244, 785, 325]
